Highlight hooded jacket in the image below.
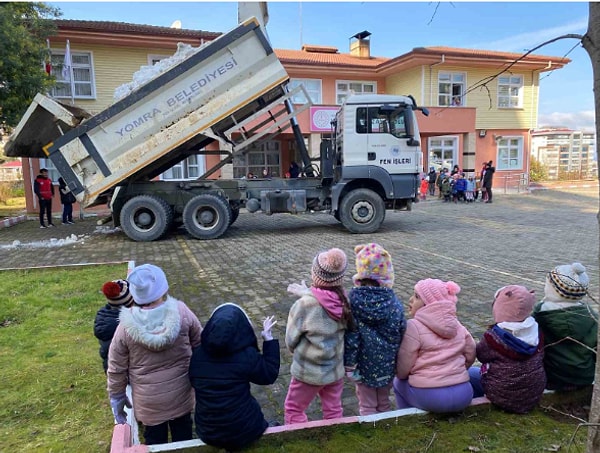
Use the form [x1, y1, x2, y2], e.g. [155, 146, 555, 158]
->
[533, 300, 598, 388]
[107, 296, 202, 426]
[34, 174, 54, 200]
[286, 287, 345, 386]
[189, 303, 279, 451]
[476, 319, 546, 413]
[93, 303, 121, 372]
[396, 301, 475, 388]
[345, 286, 406, 387]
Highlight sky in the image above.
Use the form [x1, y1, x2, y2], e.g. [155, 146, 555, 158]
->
[49, 1, 594, 131]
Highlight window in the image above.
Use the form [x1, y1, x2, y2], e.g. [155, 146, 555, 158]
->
[50, 51, 94, 99]
[39, 158, 60, 183]
[356, 107, 407, 138]
[428, 136, 458, 171]
[289, 79, 322, 104]
[496, 137, 523, 170]
[336, 81, 376, 104]
[233, 141, 280, 178]
[497, 75, 523, 108]
[161, 155, 204, 180]
[438, 72, 466, 106]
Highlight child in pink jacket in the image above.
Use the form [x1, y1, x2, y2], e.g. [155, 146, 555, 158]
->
[393, 278, 476, 413]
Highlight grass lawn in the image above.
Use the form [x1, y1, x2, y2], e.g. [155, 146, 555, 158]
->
[0, 264, 129, 453]
[0, 196, 26, 218]
[0, 264, 592, 453]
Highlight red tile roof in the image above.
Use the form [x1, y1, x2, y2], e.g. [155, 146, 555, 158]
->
[414, 46, 570, 64]
[275, 48, 389, 68]
[55, 19, 221, 40]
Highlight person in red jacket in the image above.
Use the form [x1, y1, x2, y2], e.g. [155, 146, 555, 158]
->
[33, 168, 55, 228]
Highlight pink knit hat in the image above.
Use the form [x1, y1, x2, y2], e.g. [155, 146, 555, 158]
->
[492, 285, 536, 323]
[414, 279, 460, 305]
[312, 248, 347, 288]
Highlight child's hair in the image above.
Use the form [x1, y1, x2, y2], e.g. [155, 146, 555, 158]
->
[356, 278, 381, 287]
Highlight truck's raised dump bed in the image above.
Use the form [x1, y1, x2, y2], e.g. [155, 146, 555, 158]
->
[6, 17, 289, 207]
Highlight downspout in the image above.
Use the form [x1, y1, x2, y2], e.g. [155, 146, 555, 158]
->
[429, 55, 445, 106]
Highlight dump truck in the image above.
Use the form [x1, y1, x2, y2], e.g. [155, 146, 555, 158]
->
[6, 17, 429, 242]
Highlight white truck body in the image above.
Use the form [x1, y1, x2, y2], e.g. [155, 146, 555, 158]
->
[6, 17, 429, 242]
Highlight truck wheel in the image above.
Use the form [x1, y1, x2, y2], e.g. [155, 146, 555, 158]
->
[183, 194, 231, 239]
[339, 188, 385, 234]
[119, 195, 173, 242]
[229, 204, 240, 226]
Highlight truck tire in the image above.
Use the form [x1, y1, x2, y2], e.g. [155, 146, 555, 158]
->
[339, 188, 385, 234]
[119, 195, 173, 242]
[183, 194, 231, 239]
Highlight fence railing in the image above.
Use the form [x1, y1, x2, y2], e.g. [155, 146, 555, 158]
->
[500, 173, 529, 193]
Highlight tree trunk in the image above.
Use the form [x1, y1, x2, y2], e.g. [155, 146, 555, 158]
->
[584, 4, 600, 452]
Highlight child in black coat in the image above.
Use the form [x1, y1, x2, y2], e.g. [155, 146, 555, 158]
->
[189, 303, 280, 451]
[93, 279, 133, 373]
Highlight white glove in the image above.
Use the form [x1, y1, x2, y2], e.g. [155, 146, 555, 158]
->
[261, 315, 277, 341]
[287, 280, 311, 297]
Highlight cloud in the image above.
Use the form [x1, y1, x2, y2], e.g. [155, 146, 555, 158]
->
[537, 110, 595, 131]
[471, 18, 588, 52]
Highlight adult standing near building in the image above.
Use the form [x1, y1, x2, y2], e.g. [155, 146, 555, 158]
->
[427, 167, 437, 196]
[34, 168, 54, 228]
[58, 177, 76, 224]
[482, 161, 496, 203]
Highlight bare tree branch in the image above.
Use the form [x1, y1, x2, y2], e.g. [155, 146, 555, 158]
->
[544, 336, 597, 354]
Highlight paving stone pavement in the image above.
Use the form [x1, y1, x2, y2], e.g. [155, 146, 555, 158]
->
[1, 188, 598, 424]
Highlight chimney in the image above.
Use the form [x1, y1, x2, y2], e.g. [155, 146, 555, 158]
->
[350, 30, 371, 58]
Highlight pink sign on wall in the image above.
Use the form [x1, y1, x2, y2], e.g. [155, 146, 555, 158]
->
[309, 106, 340, 132]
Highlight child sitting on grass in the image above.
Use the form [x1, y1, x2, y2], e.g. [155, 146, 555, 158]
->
[469, 285, 546, 413]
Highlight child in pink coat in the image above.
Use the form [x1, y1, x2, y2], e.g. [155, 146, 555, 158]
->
[393, 278, 476, 413]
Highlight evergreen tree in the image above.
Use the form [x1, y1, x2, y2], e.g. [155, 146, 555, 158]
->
[0, 2, 60, 134]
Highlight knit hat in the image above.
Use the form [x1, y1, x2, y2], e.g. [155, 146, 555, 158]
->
[102, 279, 133, 306]
[128, 264, 169, 305]
[352, 243, 394, 288]
[311, 248, 347, 288]
[414, 279, 460, 305]
[492, 285, 536, 323]
[546, 262, 589, 300]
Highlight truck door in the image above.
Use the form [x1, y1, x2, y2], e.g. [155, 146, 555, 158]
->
[359, 106, 419, 174]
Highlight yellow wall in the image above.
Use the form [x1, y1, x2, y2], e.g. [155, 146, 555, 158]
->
[67, 44, 176, 114]
[388, 64, 540, 131]
[385, 66, 423, 104]
[433, 66, 539, 130]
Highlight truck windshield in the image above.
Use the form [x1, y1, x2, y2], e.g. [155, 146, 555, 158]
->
[355, 106, 408, 139]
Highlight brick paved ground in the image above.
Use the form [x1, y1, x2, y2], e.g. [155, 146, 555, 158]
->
[1, 187, 598, 423]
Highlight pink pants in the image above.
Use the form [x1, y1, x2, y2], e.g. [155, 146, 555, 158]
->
[284, 376, 344, 424]
[355, 382, 393, 416]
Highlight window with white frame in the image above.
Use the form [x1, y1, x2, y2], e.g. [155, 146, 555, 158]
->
[428, 136, 458, 171]
[289, 78, 322, 104]
[39, 159, 60, 183]
[497, 75, 523, 108]
[50, 51, 94, 99]
[232, 141, 280, 178]
[161, 155, 204, 180]
[496, 137, 523, 170]
[336, 81, 376, 105]
[438, 72, 466, 107]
